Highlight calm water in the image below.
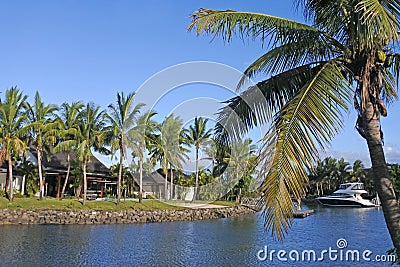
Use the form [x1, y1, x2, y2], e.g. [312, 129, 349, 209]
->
[0, 206, 395, 266]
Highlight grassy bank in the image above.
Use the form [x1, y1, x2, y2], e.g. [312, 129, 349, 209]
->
[0, 197, 182, 211]
[0, 197, 236, 211]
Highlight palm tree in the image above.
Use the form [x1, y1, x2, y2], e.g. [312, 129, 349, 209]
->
[55, 101, 85, 199]
[76, 103, 107, 205]
[389, 164, 400, 201]
[110, 163, 134, 199]
[183, 117, 212, 201]
[150, 115, 188, 200]
[18, 156, 38, 195]
[188, 1, 400, 253]
[129, 110, 157, 203]
[336, 158, 351, 185]
[0, 87, 30, 202]
[26, 91, 59, 200]
[220, 138, 257, 201]
[202, 137, 218, 173]
[105, 92, 144, 205]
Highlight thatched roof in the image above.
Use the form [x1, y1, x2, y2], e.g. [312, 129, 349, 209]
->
[30, 149, 110, 175]
[133, 171, 165, 185]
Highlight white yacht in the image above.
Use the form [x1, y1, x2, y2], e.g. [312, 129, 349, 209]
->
[316, 182, 378, 207]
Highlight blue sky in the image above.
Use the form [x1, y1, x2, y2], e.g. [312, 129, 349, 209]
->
[1, 0, 400, 167]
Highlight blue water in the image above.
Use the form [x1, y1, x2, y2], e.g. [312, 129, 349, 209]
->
[0, 206, 395, 266]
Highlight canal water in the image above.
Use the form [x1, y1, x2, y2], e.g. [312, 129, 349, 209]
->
[0, 206, 395, 266]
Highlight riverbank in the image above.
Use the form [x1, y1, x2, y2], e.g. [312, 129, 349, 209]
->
[0, 205, 258, 225]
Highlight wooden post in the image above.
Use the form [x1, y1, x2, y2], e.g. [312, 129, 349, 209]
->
[100, 183, 104, 198]
[56, 175, 61, 198]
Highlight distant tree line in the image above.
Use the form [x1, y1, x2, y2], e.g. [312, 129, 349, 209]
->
[307, 157, 400, 200]
[0, 87, 258, 204]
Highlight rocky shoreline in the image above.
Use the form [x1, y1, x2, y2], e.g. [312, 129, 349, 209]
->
[0, 205, 258, 225]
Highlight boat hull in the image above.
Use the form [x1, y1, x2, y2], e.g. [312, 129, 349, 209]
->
[316, 197, 376, 208]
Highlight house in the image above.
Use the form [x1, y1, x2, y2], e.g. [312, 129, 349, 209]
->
[134, 168, 193, 200]
[133, 170, 166, 199]
[0, 166, 8, 192]
[2, 149, 116, 198]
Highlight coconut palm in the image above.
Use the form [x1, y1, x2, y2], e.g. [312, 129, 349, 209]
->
[26, 91, 59, 200]
[183, 117, 212, 201]
[220, 138, 257, 201]
[54, 101, 85, 199]
[129, 110, 157, 203]
[150, 115, 188, 200]
[389, 164, 400, 200]
[336, 158, 352, 185]
[76, 103, 107, 205]
[18, 156, 38, 195]
[105, 92, 144, 205]
[0, 87, 30, 202]
[188, 0, 400, 252]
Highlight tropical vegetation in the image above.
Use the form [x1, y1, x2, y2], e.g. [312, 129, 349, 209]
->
[0, 87, 258, 208]
[188, 0, 400, 255]
[308, 157, 372, 196]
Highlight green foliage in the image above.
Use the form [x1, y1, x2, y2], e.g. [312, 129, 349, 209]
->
[0, 87, 30, 202]
[388, 164, 400, 198]
[308, 157, 370, 196]
[189, 0, 400, 240]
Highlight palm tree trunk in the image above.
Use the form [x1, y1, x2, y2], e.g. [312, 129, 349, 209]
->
[21, 175, 26, 196]
[37, 148, 44, 200]
[8, 155, 13, 202]
[192, 147, 199, 202]
[170, 163, 174, 200]
[83, 161, 87, 205]
[363, 102, 400, 255]
[60, 153, 71, 200]
[164, 158, 168, 200]
[139, 146, 144, 203]
[117, 147, 123, 205]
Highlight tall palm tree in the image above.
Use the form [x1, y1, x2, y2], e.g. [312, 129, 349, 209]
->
[188, 0, 400, 253]
[105, 92, 144, 205]
[26, 91, 59, 200]
[0, 87, 30, 202]
[183, 117, 212, 201]
[150, 115, 188, 200]
[220, 138, 257, 200]
[54, 101, 84, 199]
[76, 103, 107, 205]
[129, 110, 157, 203]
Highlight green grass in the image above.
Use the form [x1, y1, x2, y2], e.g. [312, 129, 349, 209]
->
[0, 197, 183, 211]
[211, 200, 238, 207]
[161, 199, 238, 207]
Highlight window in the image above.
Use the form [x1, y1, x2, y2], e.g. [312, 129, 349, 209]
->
[351, 184, 365, 190]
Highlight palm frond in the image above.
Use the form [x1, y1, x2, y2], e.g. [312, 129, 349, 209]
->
[258, 60, 352, 239]
[356, 0, 399, 44]
[237, 38, 341, 87]
[188, 9, 331, 49]
[216, 63, 323, 144]
[388, 53, 400, 86]
[381, 67, 398, 105]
